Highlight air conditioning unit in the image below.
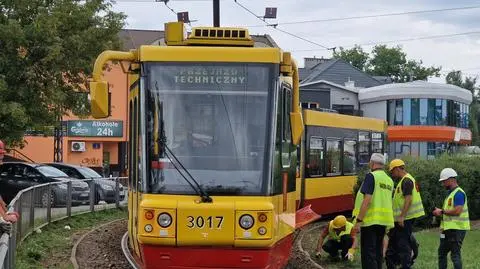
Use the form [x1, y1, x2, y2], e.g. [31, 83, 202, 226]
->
[71, 141, 86, 152]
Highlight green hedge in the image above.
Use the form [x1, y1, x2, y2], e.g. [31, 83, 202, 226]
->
[354, 155, 480, 228]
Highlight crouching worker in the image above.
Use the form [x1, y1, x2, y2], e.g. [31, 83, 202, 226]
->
[316, 215, 357, 261]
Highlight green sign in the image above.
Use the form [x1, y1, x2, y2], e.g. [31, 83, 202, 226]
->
[67, 120, 123, 137]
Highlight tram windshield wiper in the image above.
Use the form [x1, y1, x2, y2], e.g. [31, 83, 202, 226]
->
[155, 82, 212, 203]
[164, 145, 213, 203]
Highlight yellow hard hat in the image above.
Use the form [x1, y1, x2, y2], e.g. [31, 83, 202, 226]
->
[389, 159, 405, 171]
[331, 215, 347, 229]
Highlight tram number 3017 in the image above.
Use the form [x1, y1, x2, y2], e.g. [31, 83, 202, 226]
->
[187, 216, 224, 229]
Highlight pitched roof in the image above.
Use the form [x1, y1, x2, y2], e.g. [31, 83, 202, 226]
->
[301, 58, 382, 88]
[301, 59, 340, 83]
[119, 29, 278, 50]
[119, 29, 164, 50]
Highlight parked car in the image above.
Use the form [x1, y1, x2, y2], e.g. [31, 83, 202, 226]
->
[45, 163, 125, 204]
[0, 162, 90, 207]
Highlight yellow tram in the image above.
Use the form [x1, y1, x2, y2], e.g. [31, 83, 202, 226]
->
[90, 22, 303, 269]
[295, 110, 387, 215]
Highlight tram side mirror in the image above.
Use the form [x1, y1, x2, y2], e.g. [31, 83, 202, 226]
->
[90, 81, 110, 119]
[290, 111, 304, 146]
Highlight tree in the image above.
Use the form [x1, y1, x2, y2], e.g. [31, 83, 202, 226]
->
[0, 0, 126, 146]
[368, 45, 441, 82]
[333, 45, 369, 71]
[446, 70, 479, 145]
[333, 44, 441, 82]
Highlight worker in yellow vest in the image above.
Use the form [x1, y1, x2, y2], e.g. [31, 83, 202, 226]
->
[315, 215, 358, 261]
[385, 159, 424, 269]
[433, 168, 470, 269]
[353, 153, 394, 269]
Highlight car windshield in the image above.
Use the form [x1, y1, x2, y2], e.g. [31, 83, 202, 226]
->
[78, 167, 102, 178]
[146, 63, 275, 195]
[37, 166, 69, 178]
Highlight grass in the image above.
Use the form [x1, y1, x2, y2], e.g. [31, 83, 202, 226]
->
[15, 208, 127, 269]
[317, 229, 480, 269]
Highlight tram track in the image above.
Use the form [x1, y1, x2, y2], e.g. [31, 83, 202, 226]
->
[121, 232, 141, 269]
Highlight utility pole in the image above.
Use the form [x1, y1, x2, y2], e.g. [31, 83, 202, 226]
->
[213, 0, 220, 27]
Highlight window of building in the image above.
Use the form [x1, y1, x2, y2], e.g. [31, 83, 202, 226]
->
[464, 103, 468, 128]
[308, 137, 324, 177]
[395, 99, 403, 125]
[447, 100, 455, 126]
[427, 99, 436, 125]
[387, 100, 395, 125]
[302, 102, 320, 109]
[435, 99, 444, 125]
[403, 99, 411, 125]
[411, 98, 420, 125]
[442, 99, 447, 125]
[343, 140, 357, 175]
[419, 142, 428, 158]
[358, 131, 370, 166]
[419, 98, 428, 125]
[326, 139, 341, 176]
[410, 142, 420, 157]
[455, 102, 461, 127]
[427, 142, 436, 159]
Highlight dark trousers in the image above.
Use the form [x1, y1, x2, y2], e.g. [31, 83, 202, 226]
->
[385, 219, 415, 269]
[438, 230, 466, 269]
[361, 225, 386, 269]
[322, 235, 353, 260]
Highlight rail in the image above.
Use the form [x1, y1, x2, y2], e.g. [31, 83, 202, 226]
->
[0, 177, 128, 269]
[5, 149, 35, 163]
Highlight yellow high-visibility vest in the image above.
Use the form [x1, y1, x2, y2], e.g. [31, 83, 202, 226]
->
[353, 170, 394, 228]
[441, 187, 470, 231]
[393, 174, 425, 220]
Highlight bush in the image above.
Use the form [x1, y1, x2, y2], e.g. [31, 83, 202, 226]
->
[353, 155, 480, 229]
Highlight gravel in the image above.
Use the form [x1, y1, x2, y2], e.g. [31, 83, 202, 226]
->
[75, 219, 130, 269]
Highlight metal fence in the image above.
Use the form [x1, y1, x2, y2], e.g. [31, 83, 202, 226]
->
[0, 177, 128, 269]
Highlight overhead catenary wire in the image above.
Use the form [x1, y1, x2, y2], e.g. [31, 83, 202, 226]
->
[246, 5, 480, 27]
[291, 30, 480, 52]
[114, 0, 216, 2]
[233, 0, 333, 50]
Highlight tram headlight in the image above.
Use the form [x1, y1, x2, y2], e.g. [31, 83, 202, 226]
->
[239, 214, 254, 230]
[157, 213, 172, 228]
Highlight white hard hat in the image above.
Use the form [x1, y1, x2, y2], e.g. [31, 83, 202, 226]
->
[370, 153, 385, 165]
[439, 168, 457, 182]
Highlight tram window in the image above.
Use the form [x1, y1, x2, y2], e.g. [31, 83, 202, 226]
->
[326, 139, 341, 176]
[358, 131, 370, 166]
[308, 137, 324, 177]
[129, 101, 133, 188]
[372, 132, 384, 153]
[343, 140, 357, 175]
[284, 88, 292, 142]
[281, 86, 292, 168]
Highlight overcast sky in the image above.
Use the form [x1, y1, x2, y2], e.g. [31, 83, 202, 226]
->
[112, 0, 480, 83]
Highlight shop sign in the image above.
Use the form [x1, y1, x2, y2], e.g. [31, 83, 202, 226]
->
[67, 120, 123, 137]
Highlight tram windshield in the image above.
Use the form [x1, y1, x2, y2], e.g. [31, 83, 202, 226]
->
[146, 63, 275, 195]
